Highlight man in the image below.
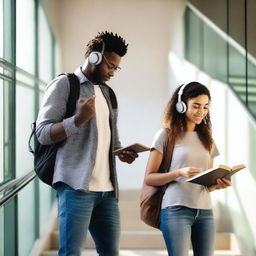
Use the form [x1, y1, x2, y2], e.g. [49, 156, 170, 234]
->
[36, 31, 138, 256]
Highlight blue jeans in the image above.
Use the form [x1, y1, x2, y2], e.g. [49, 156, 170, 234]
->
[160, 206, 215, 256]
[56, 183, 120, 256]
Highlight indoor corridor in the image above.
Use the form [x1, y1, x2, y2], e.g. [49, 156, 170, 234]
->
[1, 0, 256, 256]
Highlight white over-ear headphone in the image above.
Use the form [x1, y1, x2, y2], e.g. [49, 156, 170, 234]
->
[176, 83, 189, 113]
[88, 41, 105, 65]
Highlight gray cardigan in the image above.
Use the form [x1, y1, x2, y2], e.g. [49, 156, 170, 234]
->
[36, 67, 122, 199]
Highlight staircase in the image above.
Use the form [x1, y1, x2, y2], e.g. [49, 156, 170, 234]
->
[39, 190, 241, 256]
[229, 76, 256, 116]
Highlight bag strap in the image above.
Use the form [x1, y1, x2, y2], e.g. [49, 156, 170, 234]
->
[108, 85, 118, 109]
[161, 129, 175, 173]
[63, 73, 80, 118]
[28, 122, 36, 154]
[102, 84, 118, 109]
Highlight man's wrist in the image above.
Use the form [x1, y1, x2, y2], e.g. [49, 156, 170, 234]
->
[74, 114, 83, 127]
[63, 116, 80, 136]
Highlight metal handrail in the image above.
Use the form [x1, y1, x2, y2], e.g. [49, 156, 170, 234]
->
[0, 57, 48, 85]
[0, 171, 37, 208]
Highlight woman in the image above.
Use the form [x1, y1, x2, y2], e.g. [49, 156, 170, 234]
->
[144, 82, 231, 256]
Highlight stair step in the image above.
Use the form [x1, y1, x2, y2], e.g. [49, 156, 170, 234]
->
[228, 76, 256, 85]
[42, 190, 240, 256]
[236, 94, 256, 102]
[41, 249, 241, 256]
[51, 231, 236, 250]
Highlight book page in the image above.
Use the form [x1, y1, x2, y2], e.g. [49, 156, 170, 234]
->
[186, 164, 245, 187]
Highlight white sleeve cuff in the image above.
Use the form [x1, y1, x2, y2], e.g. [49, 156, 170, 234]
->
[63, 116, 80, 137]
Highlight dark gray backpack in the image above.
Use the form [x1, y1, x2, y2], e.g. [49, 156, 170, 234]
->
[28, 73, 80, 186]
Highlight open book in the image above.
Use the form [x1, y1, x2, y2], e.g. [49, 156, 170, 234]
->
[186, 164, 246, 187]
[113, 143, 150, 155]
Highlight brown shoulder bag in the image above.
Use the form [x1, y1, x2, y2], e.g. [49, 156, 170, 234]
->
[140, 132, 174, 229]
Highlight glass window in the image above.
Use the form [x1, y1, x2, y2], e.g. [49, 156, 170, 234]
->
[203, 24, 227, 82]
[38, 4, 53, 82]
[16, 0, 35, 74]
[247, 0, 256, 117]
[0, 0, 3, 58]
[3, 0, 14, 63]
[3, 80, 13, 181]
[15, 83, 34, 177]
[39, 183, 53, 234]
[1, 0, 57, 254]
[228, 44, 247, 102]
[228, 0, 246, 102]
[247, 0, 256, 58]
[247, 59, 256, 116]
[0, 208, 4, 256]
[0, 79, 3, 183]
[185, 8, 202, 69]
[55, 42, 61, 76]
[18, 182, 36, 256]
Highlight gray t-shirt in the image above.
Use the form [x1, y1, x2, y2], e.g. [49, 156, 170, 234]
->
[151, 129, 219, 210]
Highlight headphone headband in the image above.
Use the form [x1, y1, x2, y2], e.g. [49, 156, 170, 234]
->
[176, 83, 189, 113]
[177, 83, 188, 102]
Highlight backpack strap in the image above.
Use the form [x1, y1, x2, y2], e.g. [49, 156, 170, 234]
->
[28, 122, 36, 154]
[60, 74, 117, 111]
[103, 84, 118, 109]
[59, 73, 80, 117]
[162, 129, 174, 172]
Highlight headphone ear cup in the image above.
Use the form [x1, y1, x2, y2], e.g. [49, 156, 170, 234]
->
[88, 51, 103, 65]
[176, 101, 187, 113]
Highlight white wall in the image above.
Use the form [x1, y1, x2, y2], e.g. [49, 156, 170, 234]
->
[170, 57, 256, 254]
[43, 0, 186, 189]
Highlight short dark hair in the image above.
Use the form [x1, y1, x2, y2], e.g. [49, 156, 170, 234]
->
[84, 31, 128, 57]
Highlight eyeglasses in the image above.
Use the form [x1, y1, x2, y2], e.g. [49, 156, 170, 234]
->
[102, 55, 121, 72]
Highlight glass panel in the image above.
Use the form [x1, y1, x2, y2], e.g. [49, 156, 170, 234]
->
[3, 0, 14, 63]
[39, 183, 53, 234]
[0, 208, 3, 256]
[55, 42, 61, 76]
[247, 0, 256, 117]
[247, 0, 256, 59]
[228, 0, 246, 103]
[0, 0, 3, 58]
[3, 80, 12, 181]
[38, 4, 53, 82]
[229, 0, 246, 49]
[203, 24, 227, 83]
[16, 0, 35, 74]
[16, 84, 34, 177]
[185, 8, 202, 68]
[18, 181, 36, 256]
[16, 72, 35, 89]
[39, 84, 45, 105]
[228, 45, 246, 103]
[247, 61, 256, 116]
[3, 199, 16, 256]
[0, 79, 3, 183]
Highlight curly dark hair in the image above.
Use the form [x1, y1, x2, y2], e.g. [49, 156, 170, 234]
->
[163, 82, 213, 152]
[84, 31, 128, 57]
